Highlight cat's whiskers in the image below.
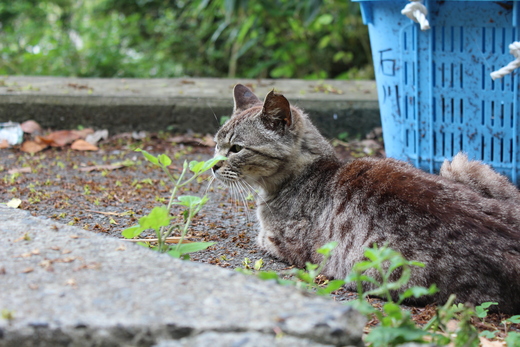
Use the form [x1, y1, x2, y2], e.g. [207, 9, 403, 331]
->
[202, 175, 215, 197]
[235, 179, 254, 222]
[240, 178, 274, 217]
[229, 181, 241, 213]
[227, 180, 252, 222]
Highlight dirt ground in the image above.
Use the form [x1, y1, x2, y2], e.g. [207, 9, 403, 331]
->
[2, 129, 518, 339]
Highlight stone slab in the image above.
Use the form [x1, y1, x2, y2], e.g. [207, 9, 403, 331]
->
[0, 205, 365, 347]
[0, 76, 379, 139]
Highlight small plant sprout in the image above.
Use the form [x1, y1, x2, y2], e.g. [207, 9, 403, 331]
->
[121, 149, 226, 259]
[1, 309, 14, 321]
[238, 241, 345, 296]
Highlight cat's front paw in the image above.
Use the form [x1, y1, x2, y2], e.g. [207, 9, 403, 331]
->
[256, 229, 283, 259]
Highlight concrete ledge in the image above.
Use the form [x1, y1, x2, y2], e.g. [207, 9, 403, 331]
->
[0, 76, 379, 138]
[0, 205, 365, 347]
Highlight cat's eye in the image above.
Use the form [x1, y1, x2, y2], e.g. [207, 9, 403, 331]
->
[230, 144, 243, 153]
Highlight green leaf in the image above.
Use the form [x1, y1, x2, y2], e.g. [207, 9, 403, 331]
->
[201, 155, 227, 172]
[158, 154, 172, 167]
[304, 262, 318, 272]
[257, 271, 280, 281]
[365, 326, 429, 346]
[506, 315, 520, 324]
[189, 160, 205, 174]
[176, 241, 216, 254]
[193, 196, 209, 215]
[295, 271, 313, 283]
[316, 279, 345, 295]
[479, 330, 497, 339]
[138, 206, 172, 231]
[475, 302, 498, 318]
[254, 258, 264, 271]
[316, 241, 338, 255]
[399, 286, 434, 301]
[316, 14, 333, 25]
[505, 331, 520, 346]
[175, 195, 203, 209]
[168, 250, 181, 258]
[347, 300, 377, 315]
[135, 148, 159, 165]
[121, 224, 146, 239]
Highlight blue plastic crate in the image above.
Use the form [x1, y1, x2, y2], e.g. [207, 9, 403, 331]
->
[354, 0, 520, 184]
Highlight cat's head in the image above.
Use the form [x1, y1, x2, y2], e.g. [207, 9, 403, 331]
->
[212, 84, 332, 192]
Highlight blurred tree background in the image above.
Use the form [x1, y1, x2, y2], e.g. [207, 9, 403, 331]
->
[0, 0, 372, 79]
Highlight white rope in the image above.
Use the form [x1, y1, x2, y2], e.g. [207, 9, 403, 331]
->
[490, 42, 520, 80]
[401, 0, 430, 31]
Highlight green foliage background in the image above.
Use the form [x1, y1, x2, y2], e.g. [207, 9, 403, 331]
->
[0, 0, 372, 79]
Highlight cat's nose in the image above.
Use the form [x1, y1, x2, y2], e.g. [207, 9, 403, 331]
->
[212, 162, 222, 173]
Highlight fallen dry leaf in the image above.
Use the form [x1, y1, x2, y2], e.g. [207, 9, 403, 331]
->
[67, 83, 90, 90]
[17, 249, 40, 258]
[20, 120, 42, 134]
[71, 139, 98, 151]
[39, 259, 54, 271]
[56, 256, 77, 263]
[78, 163, 125, 172]
[35, 130, 77, 147]
[72, 128, 94, 138]
[6, 198, 22, 208]
[21, 267, 34, 273]
[168, 134, 215, 147]
[8, 167, 31, 174]
[74, 263, 101, 271]
[21, 140, 47, 153]
[13, 232, 31, 242]
[0, 139, 8, 149]
[65, 278, 77, 287]
[35, 128, 94, 147]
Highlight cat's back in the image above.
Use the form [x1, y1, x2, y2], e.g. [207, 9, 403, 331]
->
[330, 156, 520, 267]
[334, 156, 454, 208]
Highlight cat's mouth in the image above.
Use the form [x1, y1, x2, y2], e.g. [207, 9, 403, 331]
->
[211, 167, 239, 185]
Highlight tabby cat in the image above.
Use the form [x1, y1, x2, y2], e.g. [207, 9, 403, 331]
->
[212, 84, 520, 313]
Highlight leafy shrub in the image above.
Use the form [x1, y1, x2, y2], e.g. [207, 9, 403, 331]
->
[0, 0, 372, 79]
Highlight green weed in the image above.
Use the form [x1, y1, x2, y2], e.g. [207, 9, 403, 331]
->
[121, 149, 226, 260]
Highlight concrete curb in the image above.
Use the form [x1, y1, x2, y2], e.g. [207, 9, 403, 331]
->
[0, 76, 379, 139]
[0, 205, 366, 347]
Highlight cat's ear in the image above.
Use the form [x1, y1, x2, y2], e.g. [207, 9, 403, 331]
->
[262, 90, 292, 130]
[233, 84, 261, 113]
